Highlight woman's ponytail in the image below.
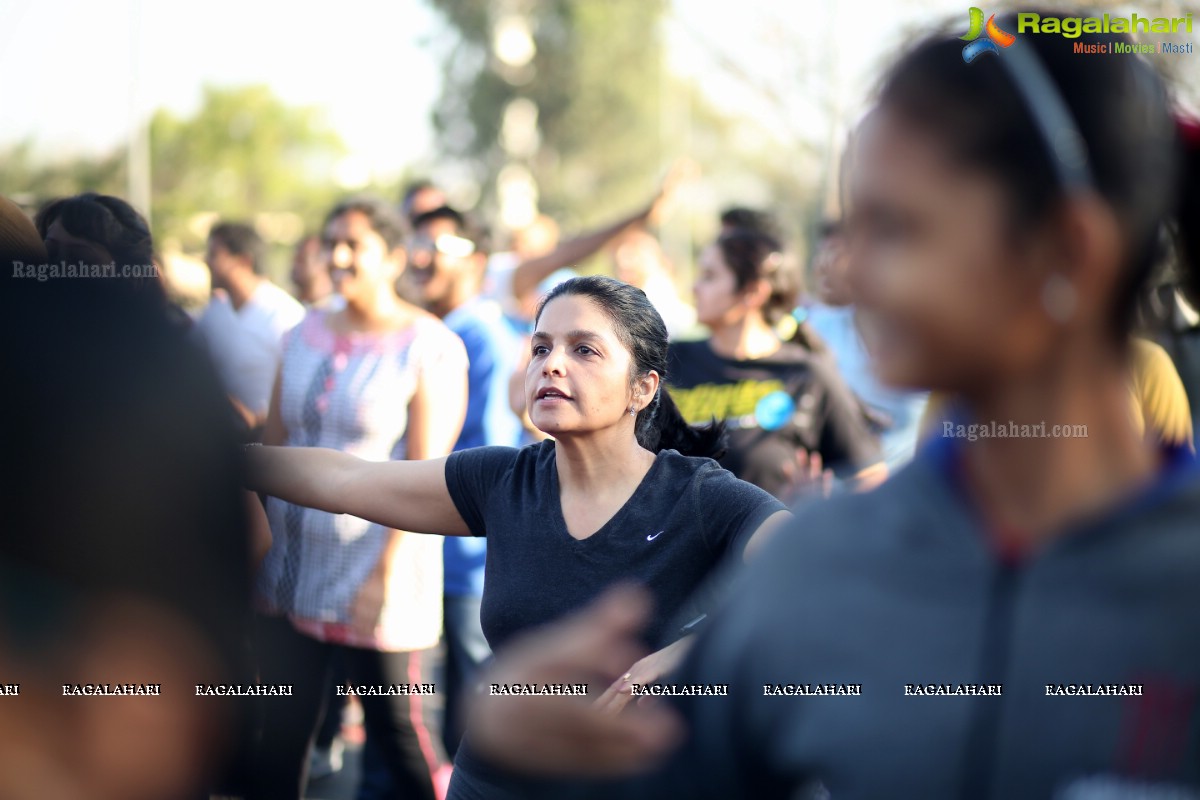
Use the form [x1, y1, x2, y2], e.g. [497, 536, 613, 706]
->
[636, 385, 727, 460]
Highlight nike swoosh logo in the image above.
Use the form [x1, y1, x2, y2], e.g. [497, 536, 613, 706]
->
[646, 530, 664, 541]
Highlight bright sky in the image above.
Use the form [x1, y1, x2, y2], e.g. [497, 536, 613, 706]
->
[665, 0, 966, 133]
[1, 0, 1194, 184]
[0, 0, 444, 177]
[0, 0, 969, 174]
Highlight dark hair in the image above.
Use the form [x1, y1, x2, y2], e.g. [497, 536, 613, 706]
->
[535, 275, 727, 458]
[324, 196, 407, 251]
[719, 207, 781, 241]
[34, 193, 165, 303]
[36, 193, 153, 265]
[1178, 117, 1200, 309]
[208, 221, 265, 275]
[401, 179, 440, 221]
[716, 228, 826, 354]
[1, 262, 251, 687]
[877, 13, 1181, 342]
[411, 204, 492, 256]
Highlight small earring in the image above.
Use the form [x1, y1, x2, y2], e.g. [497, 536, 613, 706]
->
[629, 405, 637, 417]
[1041, 274, 1077, 324]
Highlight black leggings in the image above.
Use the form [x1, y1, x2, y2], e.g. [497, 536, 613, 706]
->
[246, 614, 446, 800]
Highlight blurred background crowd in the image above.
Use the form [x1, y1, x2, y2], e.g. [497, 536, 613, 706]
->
[3, 1, 1200, 799]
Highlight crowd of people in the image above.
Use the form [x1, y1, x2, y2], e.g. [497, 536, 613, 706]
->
[2, 8, 1200, 800]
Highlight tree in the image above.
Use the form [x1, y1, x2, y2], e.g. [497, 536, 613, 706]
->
[1, 139, 125, 211]
[423, 0, 833, 285]
[426, 0, 675, 228]
[3, 85, 352, 278]
[149, 85, 348, 252]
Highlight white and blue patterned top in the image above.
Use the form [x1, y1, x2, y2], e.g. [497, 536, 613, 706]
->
[255, 308, 467, 651]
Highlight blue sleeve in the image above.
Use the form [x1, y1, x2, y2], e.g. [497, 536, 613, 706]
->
[444, 446, 520, 537]
[481, 327, 526, 448]
[456, 324, 497, 451]
[693, 464, 788, 558]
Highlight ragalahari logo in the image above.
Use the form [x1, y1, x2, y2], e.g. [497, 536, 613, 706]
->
[960, 7, 1016, 62]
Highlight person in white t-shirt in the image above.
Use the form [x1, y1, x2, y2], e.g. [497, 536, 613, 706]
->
[195, 222, 305, 434]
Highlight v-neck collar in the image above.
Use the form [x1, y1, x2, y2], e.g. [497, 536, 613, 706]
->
[548, 445, 666, 545]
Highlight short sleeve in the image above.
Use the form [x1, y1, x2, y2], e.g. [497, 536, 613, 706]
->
[413, 318, 469, 386]
[444, 446, 521, 537]
[1130, 338, 1194, 450]
[268, 294, 306, 342]
[692, 464, 787, 558]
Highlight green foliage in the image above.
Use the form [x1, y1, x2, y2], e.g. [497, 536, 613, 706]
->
[2, 140, 125, 209]
[424, 0, 829, 287]
[149, 85, 347, 252]
[2, 85, 350, 282]
[428, 0, 672, 228]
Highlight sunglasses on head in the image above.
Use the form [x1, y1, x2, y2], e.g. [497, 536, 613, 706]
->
[408, 233, 476, 258]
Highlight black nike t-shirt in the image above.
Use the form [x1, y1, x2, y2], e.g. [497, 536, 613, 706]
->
[667, 339, 882, 498]
[443, 439, 785, 651]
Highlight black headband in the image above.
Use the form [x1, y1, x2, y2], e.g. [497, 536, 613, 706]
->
[994, 39, 1095, 192]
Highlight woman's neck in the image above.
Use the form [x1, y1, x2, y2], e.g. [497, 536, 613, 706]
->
[554, 428, 656, 498]
[342, 288, 413, 331]
[708, 313, 781, 360]
[956, 344, 1158, 545]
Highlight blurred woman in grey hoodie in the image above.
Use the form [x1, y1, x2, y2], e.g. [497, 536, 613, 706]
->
[464, 13, 1200, 800]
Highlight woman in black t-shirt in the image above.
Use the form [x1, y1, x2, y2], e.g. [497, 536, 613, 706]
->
[669, 229, 886, 499]
[245, 275, 789, 800]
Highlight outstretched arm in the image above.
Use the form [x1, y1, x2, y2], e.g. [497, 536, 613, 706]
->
[509, 161, 691, 304]
[244, 447, 470, 536]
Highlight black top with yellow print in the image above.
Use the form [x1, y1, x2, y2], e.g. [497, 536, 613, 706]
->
[667, 340, 881, 499]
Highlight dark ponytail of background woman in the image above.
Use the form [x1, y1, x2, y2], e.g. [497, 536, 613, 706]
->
[35, 192, 168, 307]
[536, 275, 728, 459]
[716, 228, 827, 354]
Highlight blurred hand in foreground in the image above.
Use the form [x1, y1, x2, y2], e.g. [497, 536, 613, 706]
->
[781, 449, 835, 506]
[595, 635, 695, 716]
[466, 586, 686, 778]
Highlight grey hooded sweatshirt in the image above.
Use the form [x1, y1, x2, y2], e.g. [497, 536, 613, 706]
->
[564, 436, 1200, 799]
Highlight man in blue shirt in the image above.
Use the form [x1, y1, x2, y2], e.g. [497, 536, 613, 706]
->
[406, 206, 526, 756]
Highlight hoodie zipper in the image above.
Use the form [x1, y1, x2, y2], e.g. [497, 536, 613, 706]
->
[958, 555, 1021, 800]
